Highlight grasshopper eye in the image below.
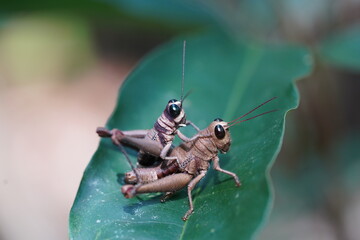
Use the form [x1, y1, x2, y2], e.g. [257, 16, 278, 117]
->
[214, 124, 225, 139]
[169, 104, 181, 118]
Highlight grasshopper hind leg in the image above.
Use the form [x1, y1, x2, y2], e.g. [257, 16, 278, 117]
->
[121, 173, 193, 199]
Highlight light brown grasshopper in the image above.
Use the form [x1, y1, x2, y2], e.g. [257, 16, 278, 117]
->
[120, 97, 278, 221]
[97, 40, 200, 166]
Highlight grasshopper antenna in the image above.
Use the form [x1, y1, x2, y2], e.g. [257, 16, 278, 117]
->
[181, 40, 186, 104]
[117, 143, 141, 183]
[182, 89, 192, 103]
[228, 109, 278, 127]
[228, 97, 277, 124]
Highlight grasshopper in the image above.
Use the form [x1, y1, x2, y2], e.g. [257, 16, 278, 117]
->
[120, 97, 278, 221]
[97, 40, 200, 166]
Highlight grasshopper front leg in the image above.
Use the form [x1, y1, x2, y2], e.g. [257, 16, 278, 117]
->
[177, 130, 212, 143]
[186, 120, 200, 132]
[159, 143, 173, 159]
[161, 131, 206, 160]
[213, 156, 241, 187]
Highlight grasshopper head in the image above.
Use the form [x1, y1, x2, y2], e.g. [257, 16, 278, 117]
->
[209, 118, 231, 153]
[166, 99, 186, 126]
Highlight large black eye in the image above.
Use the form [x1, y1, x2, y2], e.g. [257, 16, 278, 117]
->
[169, 104, 181, 118]
[168, 99, 178, 103]
[214, 124, 225, 139]
[214, 118, 223, 122]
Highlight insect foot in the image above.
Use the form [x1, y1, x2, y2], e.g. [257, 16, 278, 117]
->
[235, 176, 241, 187]
[182, 209, 193, 221]
[96, 127, 112, 138]
[121, 185, 137, 198]
[160, 192, 174, 203]
[95, 127, 125, 146]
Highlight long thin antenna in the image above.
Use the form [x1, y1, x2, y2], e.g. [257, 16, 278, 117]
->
[181, 40, 186, 102]
[182, 89, 192, 102]
[228, 97, 277, 124]
[228, 109, 278, 127]
[117, 143, 140, 181]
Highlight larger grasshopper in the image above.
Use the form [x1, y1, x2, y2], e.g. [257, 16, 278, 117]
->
[120, 97, 278, 221]
[97, 40, 200, 166]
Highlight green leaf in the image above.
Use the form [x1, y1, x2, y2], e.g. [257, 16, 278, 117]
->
[319, 24, 360, 72]
[69, 31, 311, 240]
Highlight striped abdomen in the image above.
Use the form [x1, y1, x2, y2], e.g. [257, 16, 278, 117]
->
[124, 160, 180, 184]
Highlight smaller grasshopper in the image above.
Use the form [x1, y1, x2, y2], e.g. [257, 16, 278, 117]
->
[97, 40, 199, 166]
[120, 97, 278, 221]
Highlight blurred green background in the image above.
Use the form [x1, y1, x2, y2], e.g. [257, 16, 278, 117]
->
[0, 0, 359, 239]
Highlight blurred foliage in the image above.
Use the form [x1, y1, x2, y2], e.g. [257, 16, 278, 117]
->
[1, 0, 219, 32]
[319, 24, 360, 71]
[0, 14, 95, 85]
